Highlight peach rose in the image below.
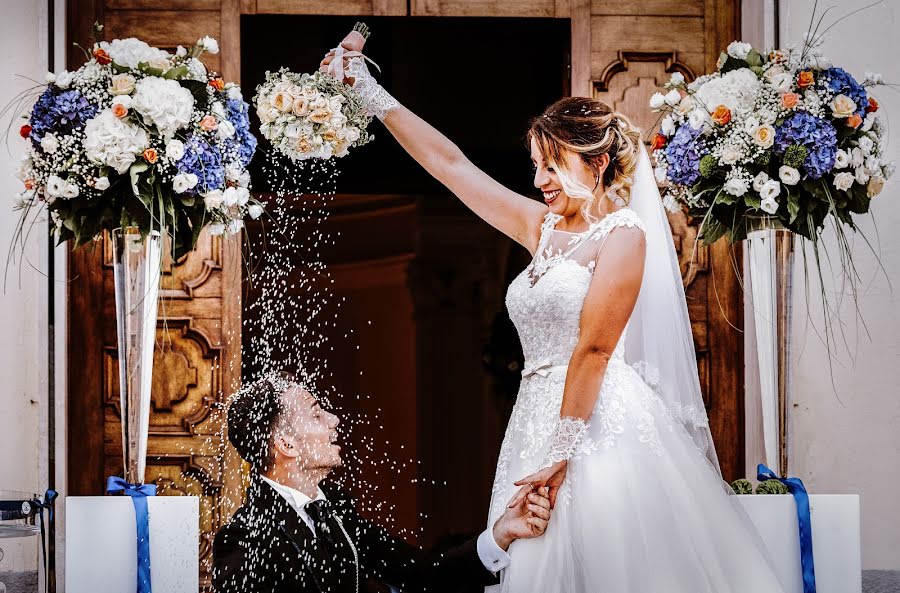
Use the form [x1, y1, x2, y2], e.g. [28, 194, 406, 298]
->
[200, 115, 218, 131]
[308, 108, 332, 124]
[112, 103, 129, 118]
[781, 92, 800, 109]
[797, 70, 814, 89]
[143, 148, 158, 164]
[291, 96, 309, 117]
[847, 114, 863, 128]
[296, 136, 312, 153]
[712, 104, 732, 126]
[322, 128, 338, 142]
[272, 91, 294, 113]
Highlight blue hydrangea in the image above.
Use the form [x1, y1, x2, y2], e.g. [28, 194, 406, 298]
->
[28, 87, 97, 147]
[819, 67, 868, 118]
[774, 111, 837, 179]
[226, 98, 256, 167]
[176, 135, 224, 194]
[664, 124, 709, 186]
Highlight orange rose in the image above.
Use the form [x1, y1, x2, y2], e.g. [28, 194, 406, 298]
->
[143, 148, 158, 164]
[866, 97, 879, 113]
[209, 78, 225, 92]
[200, 115, 218, 131]
[712, 104, 732, 126]
[24, 178, 35, 190]
[650, 133, 667, 151]
[93, 48, 111, 65]
[112, 103, 128, 118]
[797, 70, 814, 89]
[847, 114, 863, 128]
[781, 92, 800, 109]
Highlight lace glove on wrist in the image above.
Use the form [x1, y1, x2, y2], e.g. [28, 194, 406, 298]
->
[348, 57, 400, 121]
[543, 416, 589, 466]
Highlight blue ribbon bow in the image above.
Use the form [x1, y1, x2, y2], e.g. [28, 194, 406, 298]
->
[106, 476, 157, 593]
[757, 464, 816, 593]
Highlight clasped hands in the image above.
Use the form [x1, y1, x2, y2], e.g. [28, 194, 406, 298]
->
[492, 484, 553, 550]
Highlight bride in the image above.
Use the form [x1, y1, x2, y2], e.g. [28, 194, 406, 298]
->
[321, 45, 786, 592]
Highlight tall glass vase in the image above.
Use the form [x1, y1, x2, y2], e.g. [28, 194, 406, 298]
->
[745, 217, 794, 477]
[112, 227, 163, 485]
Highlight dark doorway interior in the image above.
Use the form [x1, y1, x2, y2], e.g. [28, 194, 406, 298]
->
[240, 15, 569, 557]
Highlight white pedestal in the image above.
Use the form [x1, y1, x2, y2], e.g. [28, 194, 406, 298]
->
[65, 496, 198, 593]
[737, 494, 861, 593]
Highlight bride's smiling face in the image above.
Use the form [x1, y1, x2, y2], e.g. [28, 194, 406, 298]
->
[530, 137, 600, 219]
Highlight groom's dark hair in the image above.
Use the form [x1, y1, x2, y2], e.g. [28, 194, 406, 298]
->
[227, 371, 298, 472]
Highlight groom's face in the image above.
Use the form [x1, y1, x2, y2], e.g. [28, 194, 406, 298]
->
[275, 385, 342, 471]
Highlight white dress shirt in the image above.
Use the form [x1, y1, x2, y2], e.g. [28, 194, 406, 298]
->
[259, 476, 511, 574]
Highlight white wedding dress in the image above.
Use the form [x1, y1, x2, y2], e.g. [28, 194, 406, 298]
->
[486, 208, 786, 593]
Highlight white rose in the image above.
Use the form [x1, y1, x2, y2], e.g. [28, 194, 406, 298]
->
[649, 91, 666, 109]
[345, 127, 361, 143]
[62, 182, 80, 199]
[223, 186, 240, 207]
[752, 124, 776, 149]
[752, 171, 770, 192]
[669, 72, 685, 87]
[227, 219, 243, 235]
[207, 223, 226, 236]
[199, 36, 219, 55]
[131, 77, 194, 138]
[46, 175, 65, 197]
[867, 175, 885, 197]
[203, 189, 225, 210]
[165, 139, 185, 161]
[148, 57, 171, 72]
[764, 65, 785, 82]
[257, 103, 280, 124]
[720, 145, 741, 165]
[238, 170, 251, 188]
[833, 171, 855, 191]
[724, 176, 749, 196]
[674, 95, 695, 116]
[217, 120, 236, 140]
[830, 94, 856, 118]
[172, 173, 198, 194]
[112, 94, 132, 109]
[176, 45, 187, 58]
[40, 133, 59, 154]
[760, 196, 779, 214]
[248, 204, 264, 219]
[94, 176, 110, 191]
[688, 108, 709, 131]
[727, 41, 753, 60]
[851, 148, 865, 168]
[664, 89, 682, 107]
[109, 73, 136, 96]
[771, 72, 793, 94]
[55, 70, 74, 89]
[778, 166, 800, 186]
[660, 115, 676, 137]
[834, 149, 850, 169]
[858, 136, 874, 154]
[759, 180, 781, 201]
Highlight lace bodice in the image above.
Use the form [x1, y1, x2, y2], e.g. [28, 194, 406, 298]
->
[505, 209, 646, 369]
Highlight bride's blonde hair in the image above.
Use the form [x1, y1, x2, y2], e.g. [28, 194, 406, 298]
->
[528, 97, 643, 224]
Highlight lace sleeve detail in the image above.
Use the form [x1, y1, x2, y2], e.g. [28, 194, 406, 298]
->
[348, 57, 401, 121]
[542, 416, 589, 465]
[594, 208, 646, 238]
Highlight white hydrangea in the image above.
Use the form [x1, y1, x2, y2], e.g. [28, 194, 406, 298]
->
[83, 109, 149, 173]
[131, 77, 194, 138]
[727, 41, 753, 60]
[99, 38, 170, 69]
[693, 68, 761, 118]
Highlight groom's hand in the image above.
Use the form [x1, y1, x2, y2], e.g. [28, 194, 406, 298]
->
[491, 485, 551, 550]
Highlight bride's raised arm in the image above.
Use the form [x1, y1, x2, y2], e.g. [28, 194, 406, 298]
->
[320, 46, 547, 253]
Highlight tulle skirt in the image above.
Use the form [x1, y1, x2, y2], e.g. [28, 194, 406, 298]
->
[486, 359, 786, 593]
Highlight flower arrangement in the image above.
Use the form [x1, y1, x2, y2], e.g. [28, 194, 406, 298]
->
[649, 39, 894, 244]
[12, 29, 260, 259]
[253, 23, 373, 161]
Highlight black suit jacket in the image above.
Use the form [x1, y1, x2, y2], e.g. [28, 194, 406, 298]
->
[213, 476, 499, 593]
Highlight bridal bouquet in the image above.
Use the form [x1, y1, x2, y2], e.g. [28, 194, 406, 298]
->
[649, 40, 894, 243]
[253, 23, 373, 161]
[13, 33, 260, 258]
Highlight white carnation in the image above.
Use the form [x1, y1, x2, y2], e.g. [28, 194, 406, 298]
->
[40, 133, 59, 154]
[225, 163, 243, 182]
[693, 68, 761, 117]
[235, 186, 250, 207]
[131, 77, 194, 138]
[833, 171, 855, 191]
[83, 109, 150, 174]
[864, 72, 884, 86]
[45, 72, 56, 84]
[660, 115, 676, 137]
[778, 166, 800, 186]
[727, 41, 753, 60]
[851, 148, 865, 168]
[858, 136, 874, 154]
[223, 186, 240, 207]
[198, 36, 219, 55]
[238, 170, 251, 188]
[165, 139, 185, 161]
[861, 113, 876, 132]
[94, 176, 110, 191]
[688, 109, 710, 131]
[654, 165, 668, 183]
[720, 145, 742, 165]
[865, 156, 880, 174]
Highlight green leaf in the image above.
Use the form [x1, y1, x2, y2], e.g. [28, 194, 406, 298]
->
[129, 162, 149, 197]
[787, 191, 801, 223]
[746, 49, 763, 68]
[138, 61, 165, 77]
[699, 217, 727, 244]
[163, 65, 189, 80]
[744, 194, 762, 209]
[715, 188, 738, 205]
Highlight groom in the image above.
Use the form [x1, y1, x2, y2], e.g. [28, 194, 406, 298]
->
[213, 372, 551, 592]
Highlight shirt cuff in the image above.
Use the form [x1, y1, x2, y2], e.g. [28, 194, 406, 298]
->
[476, 528, 511, 575]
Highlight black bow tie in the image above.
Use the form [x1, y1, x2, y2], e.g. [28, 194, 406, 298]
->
[305, 499, 335, 526]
